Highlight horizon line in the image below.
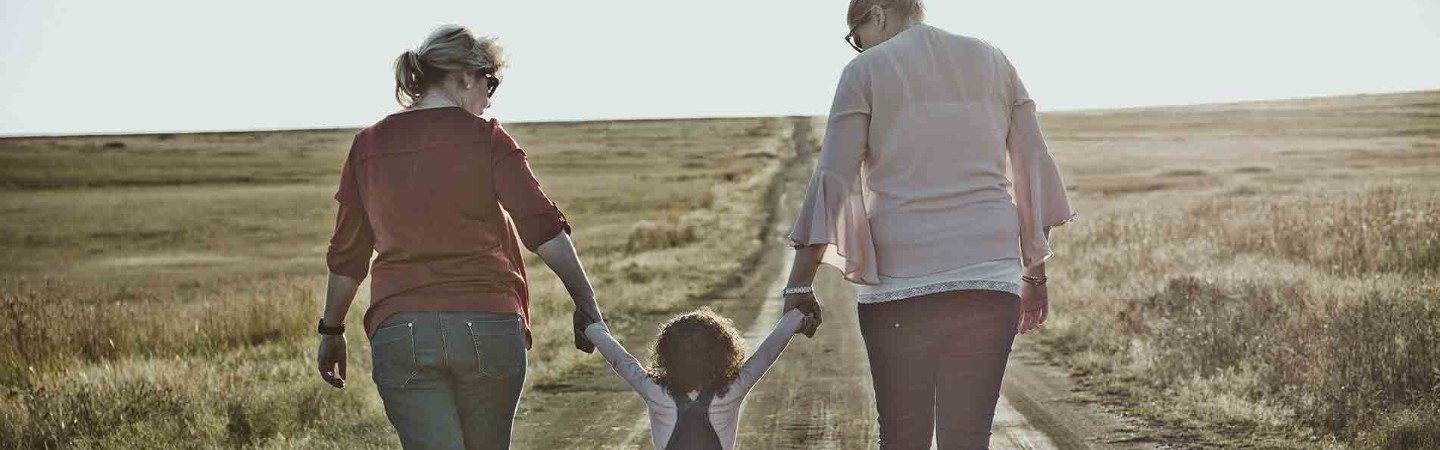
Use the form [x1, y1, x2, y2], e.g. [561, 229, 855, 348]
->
[2, 88, 1435, 139]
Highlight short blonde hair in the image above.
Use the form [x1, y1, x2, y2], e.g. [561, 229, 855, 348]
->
[393, 25, 507, 107]
[846, 0, 926, 28]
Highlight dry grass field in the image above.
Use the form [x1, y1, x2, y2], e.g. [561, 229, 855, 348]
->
[0, 116, 794, 448]
[1034, 90, 1440, 448]
[0, 89, 1435, 449]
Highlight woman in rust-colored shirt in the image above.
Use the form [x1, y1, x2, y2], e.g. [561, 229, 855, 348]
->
[314, 25, 603, 449]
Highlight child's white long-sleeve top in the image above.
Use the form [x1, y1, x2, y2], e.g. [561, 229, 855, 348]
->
[583, 309, 806, 450]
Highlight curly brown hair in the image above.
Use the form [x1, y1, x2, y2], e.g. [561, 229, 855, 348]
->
[649, 308, 747, 398]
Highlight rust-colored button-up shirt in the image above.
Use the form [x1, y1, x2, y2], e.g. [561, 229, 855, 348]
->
[326, 106, 570, 345]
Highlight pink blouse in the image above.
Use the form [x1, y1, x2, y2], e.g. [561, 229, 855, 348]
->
[789, 24, 1074, 286]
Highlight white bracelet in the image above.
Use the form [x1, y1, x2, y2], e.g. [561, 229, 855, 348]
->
[781, 286, 814, 296]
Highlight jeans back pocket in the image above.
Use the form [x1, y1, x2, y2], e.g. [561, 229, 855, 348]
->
[466, 317, 526, 380]
[370, 321, 418, 388]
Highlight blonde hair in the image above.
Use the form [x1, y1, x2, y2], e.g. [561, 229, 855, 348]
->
[393, 25, 507, 107]
[846, 0, 926, 28]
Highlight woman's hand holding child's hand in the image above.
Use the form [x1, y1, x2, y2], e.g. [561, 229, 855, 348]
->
[795, 312, 818, 336]
[574, 308, 600, 353]
[783, 291, 823, 338]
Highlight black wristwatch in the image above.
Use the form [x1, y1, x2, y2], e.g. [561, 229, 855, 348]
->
[317, 319, 345, 336]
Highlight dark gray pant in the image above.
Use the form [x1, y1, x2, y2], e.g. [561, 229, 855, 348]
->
[370, 311, 528, 450]
[858, 290, 1021, 450]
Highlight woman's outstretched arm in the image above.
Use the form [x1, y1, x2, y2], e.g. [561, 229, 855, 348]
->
[491, 122, 600, 350]
[782, 62, 877, 336]
[536, 232, 603, 326]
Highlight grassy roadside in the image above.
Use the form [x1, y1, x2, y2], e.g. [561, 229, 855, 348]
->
[1031, 91, 1440, 449]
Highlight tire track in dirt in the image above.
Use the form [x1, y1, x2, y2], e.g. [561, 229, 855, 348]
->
[732, 117, 876, 447]
[997, 349, 1164, 449]
[509, 118, 812, 450]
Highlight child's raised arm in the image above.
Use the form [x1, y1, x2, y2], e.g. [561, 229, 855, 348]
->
[584, 322, 667, 401]
[728, 309, 809, 398]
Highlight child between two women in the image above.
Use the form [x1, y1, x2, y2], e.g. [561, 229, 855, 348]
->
[574, 307, 816, 450]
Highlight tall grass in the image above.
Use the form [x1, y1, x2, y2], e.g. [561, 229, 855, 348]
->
[1043, 184, 1440, 447]
[0, 276, 318, 384]
[0, 339, 390, 449]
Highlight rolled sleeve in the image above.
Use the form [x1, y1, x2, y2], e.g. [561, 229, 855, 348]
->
[491, 121, 571, 252]
[326, 201, 374, 280]
[326, 142, 374, 279]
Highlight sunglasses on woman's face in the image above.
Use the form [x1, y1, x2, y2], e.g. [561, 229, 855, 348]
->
[480, 71, 501, 97]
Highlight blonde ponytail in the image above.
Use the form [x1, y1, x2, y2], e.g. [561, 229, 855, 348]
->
[391, 24, 507, 108]
[393, 50, 428, 107]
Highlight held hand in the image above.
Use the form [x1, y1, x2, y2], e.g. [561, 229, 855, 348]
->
[573, 304, 602, 353]
[795, 313, 819, 336]
[783, 291, 823, 338]
[1016, 283, 1050, 335]
[317, 334, 348, 388]
[576, 300, 603, 327]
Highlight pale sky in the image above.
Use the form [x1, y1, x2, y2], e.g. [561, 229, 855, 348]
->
[2, 0, 1437, 136]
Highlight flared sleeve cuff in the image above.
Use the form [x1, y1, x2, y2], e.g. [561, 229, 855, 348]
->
[1005, 54, 1077, 270]
[786, 169, 880, 285]
[1014, 150, 1077, 270]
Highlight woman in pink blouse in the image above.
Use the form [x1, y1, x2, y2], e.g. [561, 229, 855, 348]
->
[782, 1, 1075, 448]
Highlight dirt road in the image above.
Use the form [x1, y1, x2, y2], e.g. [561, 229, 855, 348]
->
[514, 118, 1164, 449]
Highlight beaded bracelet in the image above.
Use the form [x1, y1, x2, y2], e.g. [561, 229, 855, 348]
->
[1021, 275, 1048, 286]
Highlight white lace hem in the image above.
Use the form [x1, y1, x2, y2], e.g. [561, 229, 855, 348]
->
[855, 279, 1022, 304]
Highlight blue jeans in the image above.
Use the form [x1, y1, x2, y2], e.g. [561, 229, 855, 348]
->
[370, 311, 528, 450]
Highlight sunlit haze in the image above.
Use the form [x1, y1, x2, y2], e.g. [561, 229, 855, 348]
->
[2, 0, 1437, 135]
